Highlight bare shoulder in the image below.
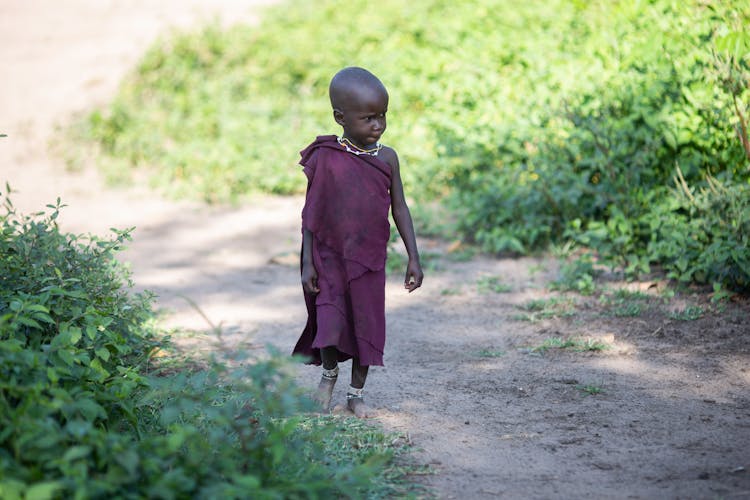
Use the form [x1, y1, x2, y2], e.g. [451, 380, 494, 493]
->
[378, 145, 399, 169]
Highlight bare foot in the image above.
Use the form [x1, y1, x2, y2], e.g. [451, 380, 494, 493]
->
[347, 397, 373, 418]
[313, 376, 336, 411]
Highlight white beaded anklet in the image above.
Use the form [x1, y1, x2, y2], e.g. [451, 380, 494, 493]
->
[346, 385, 364, 400]
[322, 366, 339, 380]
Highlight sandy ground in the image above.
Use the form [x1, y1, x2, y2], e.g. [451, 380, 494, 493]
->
[2, 2, 749, 498]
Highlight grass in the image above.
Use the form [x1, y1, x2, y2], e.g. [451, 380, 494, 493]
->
[473, 348, 506, 358]
[528, 336, 610, 354]
[301, 415, 432, 499]
[669, 305, 705, 321]
[576, 384, 604, 396]
[599, 288, 653, 318]
[159, 301, 429, 498]
[611, 302, 643, 317]
[477, 276, 513, 293]
[514, 296, 577, 322]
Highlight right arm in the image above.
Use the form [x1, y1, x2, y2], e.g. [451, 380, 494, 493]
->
[301, 228, 320, 294]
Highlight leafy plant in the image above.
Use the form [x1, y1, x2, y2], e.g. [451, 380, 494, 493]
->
[669, 305, 705, 321]
[476, 276, 512, 294]
[599, 288, 653, 317]
[528, 337, 609, 354]
[0, 190, 417, 498]
[76, 0, 750, 291]
[576, 384, 604, 396]
[550, 252, 598, 295]
[515, 296, 577, 322]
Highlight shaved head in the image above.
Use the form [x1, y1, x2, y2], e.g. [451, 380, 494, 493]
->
[329, 67, 388, 111]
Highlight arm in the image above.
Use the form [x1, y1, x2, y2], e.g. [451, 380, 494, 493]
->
[384, 148, 424, 292]
[301, 228, 320, 294]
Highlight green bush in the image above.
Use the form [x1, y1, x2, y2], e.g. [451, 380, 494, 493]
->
[0, 190, 411, 498]
[80, 0, 670, 201]
[78, 0, 749, 290]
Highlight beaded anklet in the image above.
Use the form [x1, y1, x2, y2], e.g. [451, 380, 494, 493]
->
[322, 366, 339, 381]
[346, 385, 364, 400]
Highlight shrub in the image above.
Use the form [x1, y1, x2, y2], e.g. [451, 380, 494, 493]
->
[0, 190, 408, 498]
[77, 0, 750, 291]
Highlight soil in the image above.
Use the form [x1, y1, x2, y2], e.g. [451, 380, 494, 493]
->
[2, 2, 749, 498]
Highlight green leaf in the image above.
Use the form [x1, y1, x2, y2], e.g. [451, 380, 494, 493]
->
[17, 316, 42, 329]
[69, 327, 82, 345]
[64, 420, 92, 439]
[62, 445, 92, 462]
[24, 481, 63, 500]
[663, 129, 676, 150]
[89, 358, 110, 379]
[75, 399, 106, 421]
[56, 349, 75, 367]
[0, 479, 25, 500]
[25, 304, 50, 314]
[94, 347, 110, 362]
[233, 475, 260, 490]
[114, 449, 139, 476]
[51, 330, 71, 348]
[85, 325, 97, 341]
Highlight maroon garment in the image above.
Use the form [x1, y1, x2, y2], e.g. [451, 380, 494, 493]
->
[292, 135, 392, 366]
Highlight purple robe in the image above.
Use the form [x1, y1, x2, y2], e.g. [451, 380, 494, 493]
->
[292, 135, 392, 367]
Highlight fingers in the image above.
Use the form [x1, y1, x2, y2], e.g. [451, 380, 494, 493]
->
[404, 274, 423, 293]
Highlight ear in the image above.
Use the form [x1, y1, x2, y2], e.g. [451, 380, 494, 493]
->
[333, 108, 345, 126]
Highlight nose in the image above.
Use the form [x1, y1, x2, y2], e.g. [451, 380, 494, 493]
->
[372, 117, 385, 132]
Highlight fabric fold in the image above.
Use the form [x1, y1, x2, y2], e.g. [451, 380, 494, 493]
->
[293, 135, 392, 367]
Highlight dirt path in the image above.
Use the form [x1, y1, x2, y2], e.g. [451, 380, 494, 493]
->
[2, 2, 749, 498]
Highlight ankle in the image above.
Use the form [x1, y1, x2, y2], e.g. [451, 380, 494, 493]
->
[322, 365, 339, 381]
[346, 385, 364, 401]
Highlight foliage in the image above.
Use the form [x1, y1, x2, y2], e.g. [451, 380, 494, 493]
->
[550, 252, 598, 296]
[528, 337, 610, 354]
[669, 305, 705, 321]
[515, 296, 577, 322]
[78, 0, 750, 291]
[0, 191, 413, 498]
[595, 288, 653, 317]
[576, 384, 604, 396]
[476, 276, 512, 294]
[645, 172, 750, 289]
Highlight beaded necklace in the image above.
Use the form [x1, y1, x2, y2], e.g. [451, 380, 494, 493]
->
[337, 136, 383, 156]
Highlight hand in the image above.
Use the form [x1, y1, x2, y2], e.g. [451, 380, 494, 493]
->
[404, 258, 423, 293]
[302, 262, 320, 294]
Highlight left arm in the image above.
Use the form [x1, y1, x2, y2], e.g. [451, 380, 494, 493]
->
[383, 147, 423, 292]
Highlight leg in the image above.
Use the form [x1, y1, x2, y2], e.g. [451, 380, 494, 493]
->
[347, 358, 373, 418]
[314, 346, 339, 411]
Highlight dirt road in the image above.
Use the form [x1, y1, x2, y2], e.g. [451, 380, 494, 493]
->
[2, 2, 748, 498]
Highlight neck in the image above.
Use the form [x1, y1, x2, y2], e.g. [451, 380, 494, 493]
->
[338, 136, 382, 156]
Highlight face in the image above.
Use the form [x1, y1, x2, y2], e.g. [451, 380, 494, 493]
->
[334, 86, 388, 149]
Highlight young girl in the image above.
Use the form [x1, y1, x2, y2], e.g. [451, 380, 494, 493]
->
[292, 67, 423, 418]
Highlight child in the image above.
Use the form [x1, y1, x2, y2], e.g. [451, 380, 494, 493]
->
[292, 67, 423, 418]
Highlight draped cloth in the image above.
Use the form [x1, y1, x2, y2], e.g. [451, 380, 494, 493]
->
[292, 135, 392, 367]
